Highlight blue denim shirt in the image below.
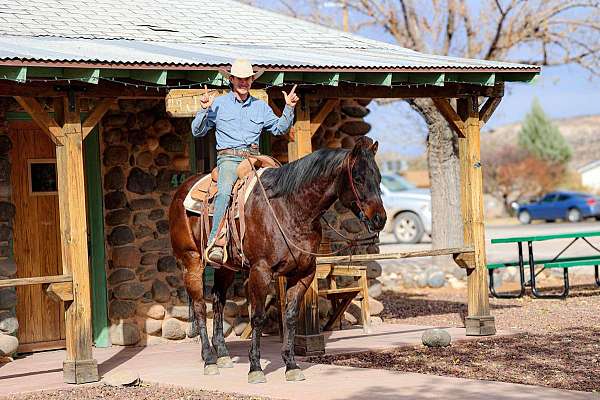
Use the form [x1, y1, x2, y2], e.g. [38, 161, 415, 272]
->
[191, 91, 294, 150]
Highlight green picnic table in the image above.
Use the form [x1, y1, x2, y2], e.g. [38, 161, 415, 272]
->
[487, 230, 600, 298]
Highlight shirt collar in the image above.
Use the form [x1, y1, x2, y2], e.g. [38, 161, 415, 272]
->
[228, 90, 253, 107]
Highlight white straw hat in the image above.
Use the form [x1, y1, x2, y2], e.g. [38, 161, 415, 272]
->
[219, 59, 264, 80]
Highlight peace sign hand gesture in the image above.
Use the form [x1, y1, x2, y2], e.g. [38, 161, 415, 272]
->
[200, 85, 216, 109]
[282, 84, 299, 107]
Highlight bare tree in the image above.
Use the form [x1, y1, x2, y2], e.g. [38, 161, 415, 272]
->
[264, 0, 600, 252]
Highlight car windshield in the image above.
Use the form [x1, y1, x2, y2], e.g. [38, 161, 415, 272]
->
[381, 175, 416, 192]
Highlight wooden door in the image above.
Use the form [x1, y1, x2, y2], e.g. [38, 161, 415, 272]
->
[9, 120, 65, 352]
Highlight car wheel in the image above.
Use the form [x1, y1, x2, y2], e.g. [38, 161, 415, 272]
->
[393, 212, 424, 244]
[567, 208, 582, 223]
[518, 210, 532, 224]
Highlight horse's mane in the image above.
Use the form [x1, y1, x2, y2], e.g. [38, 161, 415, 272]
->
[261, 148, 349, 198]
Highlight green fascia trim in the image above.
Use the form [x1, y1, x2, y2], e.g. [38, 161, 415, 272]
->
[6, 111, 40, 120]
[401, 73, 445, 86]
[445, 72, 495, 87]
[186, 71, 226, 86]
[26, 67, 64, 78]
[63, 68, 100, 84]
[83, 128, 111, 348]
[256, 71, 284, 86]
[303, 72, 340, 86]
[100, 69, 131, 78]
[497, 72, 539, 83]
[283, 71, 303, 82]
[354, 72, 392, 86]
[0, 66, 27, 82]
[130, 70, 168, 85]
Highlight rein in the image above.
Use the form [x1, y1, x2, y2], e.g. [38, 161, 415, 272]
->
[247, 155, 377, 258]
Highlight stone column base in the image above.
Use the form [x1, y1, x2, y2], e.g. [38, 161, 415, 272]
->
[63, 359, 99, 384]
[465, 315, 496, 336]
[294, 334, 325, 356]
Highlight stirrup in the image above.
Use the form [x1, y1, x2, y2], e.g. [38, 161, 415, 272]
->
[207, 247, 224, 264]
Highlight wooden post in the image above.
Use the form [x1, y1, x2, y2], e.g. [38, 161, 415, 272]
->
[294, 97, 312, 159]
[57, 97, 99, 383]
[457, 96, 495, 336]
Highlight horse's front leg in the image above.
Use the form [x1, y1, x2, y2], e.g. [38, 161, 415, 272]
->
[212, 268, 235, 368]
[281, 270, 315, 381]
[247, 262, 271, 384]
[182, 251, 219, 375]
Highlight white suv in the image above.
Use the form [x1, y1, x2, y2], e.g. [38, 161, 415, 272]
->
[380, 174, 432, 243]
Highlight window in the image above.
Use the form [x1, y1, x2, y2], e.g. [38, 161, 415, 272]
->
[28, 159, 57, 196]
[381, 174, 416, 192]
[557, 194, 571, 201]
[540, 194, 557, 203]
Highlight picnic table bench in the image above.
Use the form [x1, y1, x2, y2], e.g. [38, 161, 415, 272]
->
[487, 230, 600, 299]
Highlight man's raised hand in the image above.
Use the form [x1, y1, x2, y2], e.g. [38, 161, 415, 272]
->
[282, 84, 299, 107]
[200, 85, 216, 109]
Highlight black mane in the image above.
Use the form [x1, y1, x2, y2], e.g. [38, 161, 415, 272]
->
[261, 148, 349, 197]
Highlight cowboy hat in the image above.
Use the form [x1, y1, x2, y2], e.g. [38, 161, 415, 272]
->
[219, 59, 264, 80]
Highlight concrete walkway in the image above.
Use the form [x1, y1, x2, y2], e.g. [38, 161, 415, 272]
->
[0, 324, 594, 399]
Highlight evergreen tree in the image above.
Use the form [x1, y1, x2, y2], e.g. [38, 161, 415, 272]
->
[518, 99, 572, 164]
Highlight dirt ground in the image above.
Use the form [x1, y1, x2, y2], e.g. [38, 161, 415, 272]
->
[1, 384, 269, 400]
[309, 278, 600, 392]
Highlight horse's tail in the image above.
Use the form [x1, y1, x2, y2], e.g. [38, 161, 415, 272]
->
[168, 174, 204, 258]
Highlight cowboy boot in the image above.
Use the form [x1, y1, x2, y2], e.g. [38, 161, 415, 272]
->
[208, 246, 224, 264]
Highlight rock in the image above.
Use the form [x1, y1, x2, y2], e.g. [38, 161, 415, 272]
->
[103, 145, 129, 166]
[223, 300, 238, 318]
[143, 318, 162, 335]
[0, 225, 11, 242]
[146, 136, 159, 151]
[138, 267, 158, 282]
[160, 193, 172, 206]
[427, 271, 446, 288]
[156, 220, 170, 234]
[104, 191, 127, 210]
[114, 282, 145, 300]
[137, 110, 155, 128]
[140, 238, 170, 252]
[133, 212, 149, 226]
[343, 311, 357, 325]
[159, 133, 184, 152]
[186, 321, 199, 338]
[104, 167, 125, 191]
[110, 322, 140, 346]
[0, 202, 15, 222]
[368, 282, 382, 299]
[370, 316, 383, 326]
[133, 225, 153, 239]
[149, 209, 165, 221]
[0, 288, 16, 309]
[136, 150, 153, 167]
[172, 156, 189, 171]
[152, 280, 171, 302]
[137, 303, 165, 320]
[129, 198, 157, 211]
[341, 218, 363, 234]
[318, 297, 331, 319]
[341, 105, 370, 118]
[177, 288, 189, 303]
[109, 300, 136, 319]
[156, 169, 176, 192]
[369, 298, 384, 316]
[0, 312, 18, 335]
[103, 128, 123, 144]
[162, 318, 186, 340]
[154, 153, 170, 167]
[105, 208, 131, 226]
[154, 119, 173, 135]
[108, 269, 136, 285]
[0, 259, 16, 278]
[233, 318, 249, 336]
[103, 114, 128, 128]
[222, 320, 233, 337]
[127, 167, 156, 195]
[165, 275, 183, 288]
[0, 136, 12, 156]
[141, 253, 160, 265]
[102, 370, 140, 387]
[168, 305, 191, 321]
[422, 328, 451, 347]
[340, 121, 371, 136]
[128, 130, 148, 146]
[323, 110, 340, 127]
[366, 262, 382, 279]
[448, 276, 466, 289]
[112, 246, 140, 268]
[0, 334, 18, 356]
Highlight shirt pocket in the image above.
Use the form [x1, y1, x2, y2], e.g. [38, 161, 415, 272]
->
[217, 110, 237, 132]
[245, 112, 264, 134]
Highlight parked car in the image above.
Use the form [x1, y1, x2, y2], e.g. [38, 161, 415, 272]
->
[516, 191, 600, 224]
[380, 174, 432, 243]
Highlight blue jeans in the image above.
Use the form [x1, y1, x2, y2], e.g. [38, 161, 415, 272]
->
[208, 154, 243, 244]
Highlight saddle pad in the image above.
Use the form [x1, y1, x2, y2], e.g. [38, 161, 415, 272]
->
[183, 168, 269, 215]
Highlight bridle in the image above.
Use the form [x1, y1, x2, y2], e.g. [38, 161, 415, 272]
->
[345, 155, 369, 226]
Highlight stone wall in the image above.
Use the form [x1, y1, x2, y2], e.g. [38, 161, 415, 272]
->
[0, 99, 19, 357]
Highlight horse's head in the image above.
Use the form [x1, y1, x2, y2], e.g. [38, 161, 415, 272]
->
[337, 136, 387, 233]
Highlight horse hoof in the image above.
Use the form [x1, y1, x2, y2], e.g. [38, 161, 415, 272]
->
[248, 371, 266, 384]
[204, 364, 220, 375]
[285, 369, 306, 382]
[217, 356, 234, 368]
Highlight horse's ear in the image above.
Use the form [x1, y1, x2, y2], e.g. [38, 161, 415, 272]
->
[370, 141, 379, 155]
[352, 136, 374, 157]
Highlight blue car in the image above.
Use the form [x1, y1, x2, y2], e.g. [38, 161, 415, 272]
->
[517, 191, 600, 224]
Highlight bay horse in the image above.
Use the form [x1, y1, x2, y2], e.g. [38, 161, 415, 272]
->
[169, 136, 386, 383]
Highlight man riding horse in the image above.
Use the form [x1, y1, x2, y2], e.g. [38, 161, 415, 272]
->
[191, 59, 299, 264]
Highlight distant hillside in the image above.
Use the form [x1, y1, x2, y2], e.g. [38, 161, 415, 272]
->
[482, 115, 600, 169]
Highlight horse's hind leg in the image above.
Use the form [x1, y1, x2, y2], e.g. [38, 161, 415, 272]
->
[281, 270, 315, 382]
[211, 268, 235, 368]
[247, 263, 271, 384]
[182, 251, 219, 375]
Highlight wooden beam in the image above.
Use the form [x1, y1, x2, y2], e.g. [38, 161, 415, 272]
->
[479, 97, 502, 126]
[317, 246, 474, 264]
[56, 97, 99, 383]
[0, 80, 167, 98]
[457, 96, 495, 336]
[295, 272, 324, 356]
[432, 98, 466, 138]
[310, 99, 338, 137]
[0, 274, 72, 288]
[13, 96, 65, 145]
[46, 282, 74, 302]
[293, 97, 312, 159]
[82, 98, 116, 139]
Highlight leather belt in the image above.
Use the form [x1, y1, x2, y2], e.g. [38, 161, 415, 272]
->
[217, 147, 260, 157]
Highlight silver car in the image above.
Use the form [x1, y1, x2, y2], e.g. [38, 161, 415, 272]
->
[380, 174, 432, 243]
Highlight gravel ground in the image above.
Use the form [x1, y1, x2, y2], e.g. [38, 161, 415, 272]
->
[1, 384, 270, 400]
[308, 278, 600, 392]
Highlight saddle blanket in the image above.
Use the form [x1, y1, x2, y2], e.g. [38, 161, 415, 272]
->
[183, 168, 269, 216]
